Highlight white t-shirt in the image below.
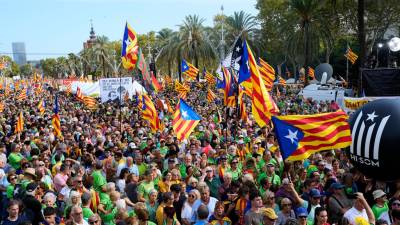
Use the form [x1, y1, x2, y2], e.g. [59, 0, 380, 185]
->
[379, 211, 391, 225]
[344, 207, 369, 225]
[181, 202, 194, 221]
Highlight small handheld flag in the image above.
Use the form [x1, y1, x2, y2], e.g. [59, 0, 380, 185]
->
[345, 47, 358, 64]
[181, 60, 199, 80]
[52, 95, 62, 137]
[15, 111, 24, 133]
[172, 99, 201, 141]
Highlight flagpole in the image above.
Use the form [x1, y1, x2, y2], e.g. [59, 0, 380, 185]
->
[119, 72, 122, 134]
[346, 43, 349, 83]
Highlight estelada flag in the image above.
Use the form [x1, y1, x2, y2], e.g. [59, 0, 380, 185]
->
[172, 99, 201, 141]
[181, 60, 199, 80]
[272, 110, 351, 161]
[121, 22, 139, 70]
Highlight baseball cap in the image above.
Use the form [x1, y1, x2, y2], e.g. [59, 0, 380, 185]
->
[262, 208, 278, 220]
[309, 189, 321, 198]
[26, 182, 38, 192]
[330, 182, 345, 190]
[296, 207, 308, 217]
[373, 189, 386, 200]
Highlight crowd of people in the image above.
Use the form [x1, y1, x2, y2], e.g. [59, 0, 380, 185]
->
[0, 79, 398, 225]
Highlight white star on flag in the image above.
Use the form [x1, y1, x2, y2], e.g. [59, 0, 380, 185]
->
[236, 46, 241, 52]
[285, 129, 298, 144]
[125, 39, 131, 46]
[366, 111, 378, 122]
[181, 109, 188, 119]
[183, 65, 188, 70]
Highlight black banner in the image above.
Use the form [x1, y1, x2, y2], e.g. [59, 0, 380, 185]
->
[362, 68, 400, 96]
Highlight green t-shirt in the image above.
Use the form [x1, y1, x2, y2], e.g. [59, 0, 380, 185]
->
[6, 185, 15, 199]
[99, 192, 117, 225]
[179, 163, 188, 179]
[92, 170, 107, 192]
[227, 168, 242, 181]
[160, 146, 169, 156]
[138, 163, 147, 176]
[257, 158, 278, 171]
[137, 181, 155, 201]
[83, 207, 94, 221]
[257, 173, 281, 187]
[8, 152, 23, 169]
[372, 202, 388, 220]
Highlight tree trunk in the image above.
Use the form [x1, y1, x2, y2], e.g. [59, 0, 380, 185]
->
[304, 21, 310, 85]
[195, 53, 200, 81]
[103, 56, 107, 78]
[358, 0, 365, 67]
[168, 61, 172, 76]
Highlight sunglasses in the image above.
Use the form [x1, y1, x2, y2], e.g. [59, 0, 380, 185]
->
[282, 203, 292, 207]
[393, 203, 400, 207]
[89, 220, 98, 224]
[231, 161, 238, 164]
[299, 216, 307, 219]
[189, 194, 196, 198]
[10, 176, 17, 180]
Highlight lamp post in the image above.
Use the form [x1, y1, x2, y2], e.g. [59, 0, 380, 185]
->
[377, 43, 383, 68]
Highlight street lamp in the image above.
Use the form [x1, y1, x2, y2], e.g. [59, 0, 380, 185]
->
[377, 43, 383, 68]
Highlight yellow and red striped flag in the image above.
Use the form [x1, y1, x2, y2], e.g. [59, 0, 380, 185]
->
[0, 102, 4, 113]
[66, 83, 72, 95]
[15, 111, 24, 133]
[206, 89, 217, 103]
[258, 58, 275, 91]
[38, 99, 45, 115]
[165, 98, 174, 114]
[83, 96, 97, 110]
[175, 81, 190, 99]
[16, 88, 28, 101]
[279, 77, 286, 86]
[121, 22, 139, 70]
[308, 67, 315, 79]
[181, 60, 199, 80]
[345, 47, 358, 64]
[172, 99, 201, 141]
[52, 95, 62, 138]
[35, 83, 43, 95]
[5, 84, 10, 97]
[140, 94, 160, 132]
[76, 87, 84, 101]
[245, 40, 279, 127]
[239, 88, 248, 122]
[272, 110, 351, 161]
[203, 69, 216, 86]
[164, 75, 173, 87]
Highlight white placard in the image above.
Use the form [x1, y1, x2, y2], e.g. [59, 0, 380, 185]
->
[99, 77, 133, 103]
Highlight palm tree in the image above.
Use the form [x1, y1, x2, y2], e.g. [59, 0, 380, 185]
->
[226, 11, 258, 41]
[93, 35, 110, 77]
[79, 47, 96, 77]
[156, 28, 175, 75]
[178, 15, 217, 69]
[288, 0, 332, 84]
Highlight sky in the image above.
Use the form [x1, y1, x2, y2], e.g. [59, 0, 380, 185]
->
[0, 0, 258, 61]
